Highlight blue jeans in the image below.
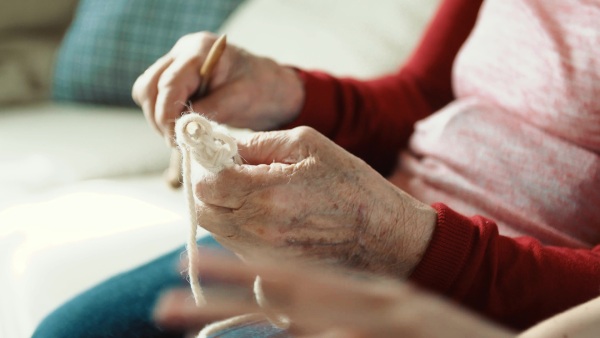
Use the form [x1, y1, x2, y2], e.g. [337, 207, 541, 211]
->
[33, 236, 290, 337]
[33, 237, 291, 338]
[32, 237, 222, 338]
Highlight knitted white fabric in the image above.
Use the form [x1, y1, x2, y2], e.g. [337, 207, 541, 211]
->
[174, 113, 290, 337]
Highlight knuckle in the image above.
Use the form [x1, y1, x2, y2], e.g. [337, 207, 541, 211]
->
[131, 74, 143, 91]
[174, 32, 198, 47]
[198, 31, 217, 45]
[175, 31, 216, 53]
[291, 126, 318, 141]
[157, 69, 177, 90]
[195, 203, 235, 233]
[194, 171, 240, 207]
[131, 74, 148, 101]
[194, 179, 216, 203]
[157, 58, 197, 91]
[212, 171, 237, 195]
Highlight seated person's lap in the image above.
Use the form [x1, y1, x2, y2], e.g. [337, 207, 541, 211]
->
[33, 236, 222, 338]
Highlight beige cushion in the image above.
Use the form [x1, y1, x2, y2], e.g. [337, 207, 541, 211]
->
[0, 0, 78, 105]
[0, 0, 77, 31]
[219, 0, 440, 78]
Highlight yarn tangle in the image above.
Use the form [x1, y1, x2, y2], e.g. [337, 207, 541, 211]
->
[174, 113, 290, 337]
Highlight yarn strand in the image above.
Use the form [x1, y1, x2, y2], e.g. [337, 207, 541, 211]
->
[176, 113, 239, 306]
[181, 144, 205, 305]
[175, 113, 290, 336]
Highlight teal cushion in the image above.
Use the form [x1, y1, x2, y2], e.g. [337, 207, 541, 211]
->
[52, 0, 244, 106]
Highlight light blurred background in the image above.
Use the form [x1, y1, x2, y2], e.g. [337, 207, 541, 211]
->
[0, 0, 438, 336]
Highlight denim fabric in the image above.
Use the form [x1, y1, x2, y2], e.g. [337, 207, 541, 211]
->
[32, 236, 290, 338]
[33, 236, 211, 338]
[205, 319, 289, 338]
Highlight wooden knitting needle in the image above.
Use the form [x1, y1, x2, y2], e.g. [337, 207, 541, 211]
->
[165, 34, 228, 189]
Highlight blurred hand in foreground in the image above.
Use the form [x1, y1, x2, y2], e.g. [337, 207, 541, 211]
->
[153, 252, 513, 338]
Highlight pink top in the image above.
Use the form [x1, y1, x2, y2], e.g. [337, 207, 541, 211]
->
[292, 0, 600, 328]
[390, 0, 600, 248]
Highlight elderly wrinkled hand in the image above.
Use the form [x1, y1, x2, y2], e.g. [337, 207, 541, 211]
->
[132, 31, 304, 144]
[194, 126, 437, 277]
[153, 253, 513, 338]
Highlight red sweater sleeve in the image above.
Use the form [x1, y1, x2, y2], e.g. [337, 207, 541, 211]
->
[285, 0, 484, 175]
[410, 204, 600, 330]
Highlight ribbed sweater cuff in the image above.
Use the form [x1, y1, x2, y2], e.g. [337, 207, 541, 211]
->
[409, 203, 476, 294]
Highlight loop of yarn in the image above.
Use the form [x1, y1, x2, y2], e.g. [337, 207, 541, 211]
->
[254, 276, 292, 328]
[175, 113, 290, 337]
[175, 114, 239, 173]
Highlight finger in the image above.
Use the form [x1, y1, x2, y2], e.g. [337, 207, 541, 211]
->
[193, 163, 294, 207]
[192, 252, 395, 311]
[155, 33, 223, 144]
[194, 179, 303, 250]
[132, 54, 173, 107]
[187, 251, 293, 288]
[132, 55, 174, 135]
[239, 257, 406, 331]
[153, 288, 260, 330]
[300, 328, 365, 338]
[210, 234, 279, 262]
[155, 56, 203, 143]
[188, 253, 402, 333]
[194, 201, 243, 236]
[238, 127, 317, 165]
[195, 196, 288, 248]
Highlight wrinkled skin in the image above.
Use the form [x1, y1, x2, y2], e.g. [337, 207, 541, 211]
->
[133, 28, 437, 290]
[194, 126, 437, 278]
[132, 31, 304, 144]
[153, 253, 513, 338]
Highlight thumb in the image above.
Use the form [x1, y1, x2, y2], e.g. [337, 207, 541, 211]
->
[238, 128, 311, 166]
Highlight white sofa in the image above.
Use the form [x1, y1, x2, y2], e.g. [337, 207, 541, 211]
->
[0, 1, 438, 336]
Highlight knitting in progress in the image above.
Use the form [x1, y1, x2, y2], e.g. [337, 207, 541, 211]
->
[174, 113, 290, 337]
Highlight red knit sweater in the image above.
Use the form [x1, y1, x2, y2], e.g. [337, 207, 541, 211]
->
[287, 0, 600, 330]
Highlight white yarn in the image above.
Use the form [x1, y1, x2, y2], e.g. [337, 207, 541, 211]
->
[196, 278, 290, 338]
[175, 114, 239, 174]
[196, 277, 290, 337]
[197, 313, 266, 338]
[175, 113, 290, 336]
[175, 113, 240, 306]
[253, 276, 292, 328]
